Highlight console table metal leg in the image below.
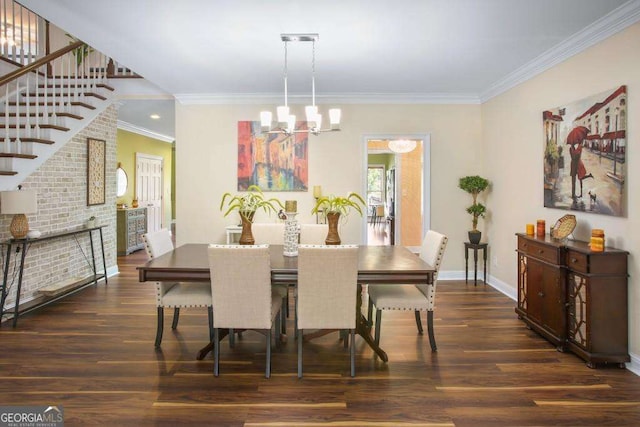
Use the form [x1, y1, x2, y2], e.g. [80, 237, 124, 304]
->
[12, 241, 28, 327]
[0, 243, 13, 326]
[89, 231, 98, 286]
[99, 228, 107, 285]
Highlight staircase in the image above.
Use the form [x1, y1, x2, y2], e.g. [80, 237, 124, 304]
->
[0, 1, 137, 190]
[0, 46, 117, 190]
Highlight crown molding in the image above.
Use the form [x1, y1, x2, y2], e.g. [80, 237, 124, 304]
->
[174, 92, 481, 105]
[117, 120, 175, 143]
[480, 0, 640, 103]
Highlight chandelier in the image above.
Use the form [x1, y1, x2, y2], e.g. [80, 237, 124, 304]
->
[260, 34, 341, 136]
[388, 139, 417, 153]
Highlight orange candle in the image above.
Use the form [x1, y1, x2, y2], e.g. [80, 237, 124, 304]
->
[526, 224, 534, 235]
[536, 220, 545, 237]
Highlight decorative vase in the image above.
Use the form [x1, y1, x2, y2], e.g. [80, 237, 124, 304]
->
[239, 211, 255, 245]
[468, 230, 481, 244]
[283, 212, 300, 257]
[325, 212, 341, 245]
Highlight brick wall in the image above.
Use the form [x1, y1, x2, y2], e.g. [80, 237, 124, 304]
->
[1, 105, 118, 308]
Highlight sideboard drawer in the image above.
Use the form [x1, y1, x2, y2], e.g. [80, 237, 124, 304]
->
[566, 250, 588, 274]
[518, 237, 561, 264]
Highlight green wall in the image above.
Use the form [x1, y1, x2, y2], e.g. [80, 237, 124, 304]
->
[116, 129, 174, 227]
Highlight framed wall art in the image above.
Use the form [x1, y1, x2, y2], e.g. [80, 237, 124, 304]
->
[236, 121, 308, 191]
[87, 138, 106, 206]
[543, 85, 626, 217]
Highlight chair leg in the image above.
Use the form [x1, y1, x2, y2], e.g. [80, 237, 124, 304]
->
[207, 307, 214, 342]
[155, 307, 164, 347]
[171, 307, 180, 330]
[427, 311, 437, 352]
[266, 329, 272, 379]
[213, 328, 220, 376]
[367, 298, 374, 327]
[297, 328, 303, 378]
[374, 309, 382, 346]
[415, 310, 424, 335]
[229, 328, 235, 348]
[350, 329, 355, 377]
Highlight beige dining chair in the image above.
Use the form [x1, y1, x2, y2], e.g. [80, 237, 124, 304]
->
[367, 230, 448, 352]
[208, 244, 283, 378]
[252, 222, 289, 327]
[296, 245, 359, 378]
[299, 223, 328, 244]
[142, 229, 213, 348]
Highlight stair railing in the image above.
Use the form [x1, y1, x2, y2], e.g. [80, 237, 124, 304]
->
[0, 40, 109, 157]
[0, 0, 40, 66]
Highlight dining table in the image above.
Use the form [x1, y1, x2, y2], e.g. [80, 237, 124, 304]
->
[137, 244, 435, 362]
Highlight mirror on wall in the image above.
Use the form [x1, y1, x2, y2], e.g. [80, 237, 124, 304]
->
[116, 163, 128, 197]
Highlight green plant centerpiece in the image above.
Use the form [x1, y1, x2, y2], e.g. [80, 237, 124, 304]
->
[220, 185, 284, 245]
[311, 192, 366, 245]
[458, 175, 489, 244]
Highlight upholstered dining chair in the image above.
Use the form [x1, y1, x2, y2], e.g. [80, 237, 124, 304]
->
[252, 222, 289, 325]
[296, 245, 359, 378]
[142, 229, 213, 348]
[299, 223, 328, 245]
[367, 230, 448, 352]
[207, 244, 283, 378]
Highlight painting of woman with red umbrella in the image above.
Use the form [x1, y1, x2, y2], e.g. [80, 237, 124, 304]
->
[567, 126, 593, 200]
[543, 86, 626, 217]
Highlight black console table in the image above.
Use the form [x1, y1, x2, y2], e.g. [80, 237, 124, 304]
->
[0, 226, 107, 327]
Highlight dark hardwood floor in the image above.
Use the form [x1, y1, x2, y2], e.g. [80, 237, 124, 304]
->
[1, 249, 639, 426]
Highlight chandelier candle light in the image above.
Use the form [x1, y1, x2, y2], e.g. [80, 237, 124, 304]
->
[260, 34, 341, 136]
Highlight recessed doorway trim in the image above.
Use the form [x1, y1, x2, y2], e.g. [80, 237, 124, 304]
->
[361, 133, 431, 246]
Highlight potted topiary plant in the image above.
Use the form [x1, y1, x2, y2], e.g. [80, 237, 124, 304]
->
[311, 192, 366, 244]
[458, 175, 489, 244]
[220, 185, 284, 245]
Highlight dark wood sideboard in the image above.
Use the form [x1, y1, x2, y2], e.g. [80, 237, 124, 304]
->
[515, 233, 629, 368]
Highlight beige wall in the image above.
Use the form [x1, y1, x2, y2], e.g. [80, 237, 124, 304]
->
[482, 22, 640, 357]
[175, 103, 482, 272]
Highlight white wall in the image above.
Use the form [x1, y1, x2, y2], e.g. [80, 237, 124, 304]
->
[482, 22, 640, 360]
[175, 103, 482, 272]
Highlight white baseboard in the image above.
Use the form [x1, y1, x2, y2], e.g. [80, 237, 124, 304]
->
[626, 353, 640, 376]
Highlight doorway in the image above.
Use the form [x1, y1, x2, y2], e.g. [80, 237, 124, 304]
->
[136, 153, 164, 233]
[362, 134, 431, 247]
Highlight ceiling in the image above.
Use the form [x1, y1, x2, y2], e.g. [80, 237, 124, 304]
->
[19, 0, 638, 141]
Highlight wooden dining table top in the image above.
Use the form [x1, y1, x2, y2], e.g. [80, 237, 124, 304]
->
[137, 244, 434, 286]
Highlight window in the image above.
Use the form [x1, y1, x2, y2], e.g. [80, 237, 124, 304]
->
[367, 165, 385, 209]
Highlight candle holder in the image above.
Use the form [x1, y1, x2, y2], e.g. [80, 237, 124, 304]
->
[283, 212, 300, 257]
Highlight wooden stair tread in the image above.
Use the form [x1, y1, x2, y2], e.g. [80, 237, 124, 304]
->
[69, 101, 96, 110]
[2, 112, 84, 120]
[6, 124, 70, 131]
[0, 153, 37, 159]
[6, 137, 55, 144]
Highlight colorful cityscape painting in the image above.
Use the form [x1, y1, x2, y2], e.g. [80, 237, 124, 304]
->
[237, 121, 308, 191]
[543, 86, 626, 217]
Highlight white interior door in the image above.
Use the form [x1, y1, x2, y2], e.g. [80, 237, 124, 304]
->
[136, 153, 163, 233]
